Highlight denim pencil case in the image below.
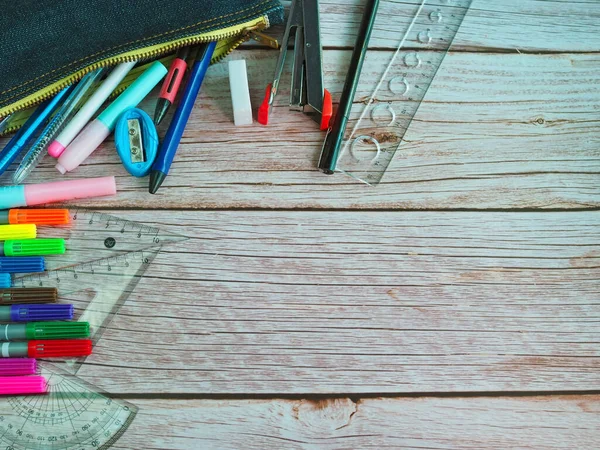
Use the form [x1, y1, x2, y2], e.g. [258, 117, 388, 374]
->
[0, 0, 284, 134]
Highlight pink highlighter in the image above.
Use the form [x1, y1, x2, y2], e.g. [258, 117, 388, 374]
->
[0, 376, 47, 395]
[0, 177, 117, 209]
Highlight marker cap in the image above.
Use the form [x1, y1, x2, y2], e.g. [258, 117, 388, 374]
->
[0, 224, 36, 240]
[28, 339, 93, 358]
[0, 256, 45, 273]
[3, 239, 66, 257]
[0, 376, 47, 395]
[0, 358, 37, 376]
[5, 304, 74, 322]
[25, 321, 89, 339]
[0, 288, 58, 305]
[7, 209, 70, 225]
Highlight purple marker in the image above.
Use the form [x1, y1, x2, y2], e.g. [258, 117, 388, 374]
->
[0, 304, 73, 322]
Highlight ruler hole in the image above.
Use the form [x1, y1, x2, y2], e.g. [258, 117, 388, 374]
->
[429, 10, 443, 23]
[351, 135, 381, 163]
[417, 29, 432, 44]
[389, 76, 410, 96]
[370, 104, 396, 126]
[403, 52, 421, 68]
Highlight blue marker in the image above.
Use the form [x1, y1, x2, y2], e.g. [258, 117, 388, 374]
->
[0, 256, 44, 274]
[0, 86, 72, 176]
[149, 42, 217, 194]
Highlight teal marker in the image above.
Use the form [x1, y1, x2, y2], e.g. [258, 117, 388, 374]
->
[56, 61, 168, 174]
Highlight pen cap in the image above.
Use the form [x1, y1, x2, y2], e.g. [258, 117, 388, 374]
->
[0, 274, 11, 288]
[0, 358, 37, 376]
[8, 209, 70, 225]
[25, 321, 89, 339]
[0, 376, 47, 395]
[28, 339, 93, 358]
[4, 239, 66, 257]
[24, 177, 117, 205]
[0, 224, 36, 240]
[7, 304, 74, 322]
[0, 256, 45, 273]
[98, 61, 168, 129]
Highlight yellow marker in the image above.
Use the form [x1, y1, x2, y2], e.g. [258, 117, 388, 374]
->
[0, 224, 36, 240]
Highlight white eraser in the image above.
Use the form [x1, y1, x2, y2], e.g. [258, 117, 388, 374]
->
[228, 60, 253, 126]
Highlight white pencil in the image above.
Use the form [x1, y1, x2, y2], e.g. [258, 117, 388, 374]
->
[48, 61, 137, 158]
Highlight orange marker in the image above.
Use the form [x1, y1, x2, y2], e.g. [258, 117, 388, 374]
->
[1, 209, 69, 226]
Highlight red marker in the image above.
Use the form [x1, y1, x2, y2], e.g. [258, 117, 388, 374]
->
[154, 47, 193, 125]
[0, 339, 92, 358]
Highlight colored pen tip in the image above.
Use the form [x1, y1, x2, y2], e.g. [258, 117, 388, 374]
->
[149, 171, 167, 194]
[154, 99, 171, 125]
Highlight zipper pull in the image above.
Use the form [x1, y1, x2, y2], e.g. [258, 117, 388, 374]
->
[248, 31, 279, 49]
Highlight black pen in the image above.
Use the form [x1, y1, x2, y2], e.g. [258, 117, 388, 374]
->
[318, 0, 380, 174]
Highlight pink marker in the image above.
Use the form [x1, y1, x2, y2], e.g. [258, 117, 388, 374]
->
[0, 376, 47, 395]
[0, 177, 117, 209]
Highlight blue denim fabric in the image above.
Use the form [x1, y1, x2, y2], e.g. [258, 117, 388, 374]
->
[0, 0, 283, 109]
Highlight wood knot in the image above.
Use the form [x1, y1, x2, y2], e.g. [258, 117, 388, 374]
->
[531, 116, 546, 126]
[292, 398, 358, 433]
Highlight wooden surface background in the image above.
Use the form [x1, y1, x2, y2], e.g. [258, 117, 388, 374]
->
[2, 0, 599, 448]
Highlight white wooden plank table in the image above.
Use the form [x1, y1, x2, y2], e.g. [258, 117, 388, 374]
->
[1, 0, 599, 448]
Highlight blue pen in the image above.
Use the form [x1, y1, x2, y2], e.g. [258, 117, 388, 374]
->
[149, 42, 217, 194]
[0, 86, 72, 176]
[13, 69, 105, 184]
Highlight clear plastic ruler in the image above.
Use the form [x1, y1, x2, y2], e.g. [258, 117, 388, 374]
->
[336, 0, 472, 185]
[13, 248, 160, 374]
[0, 362, 137, 450]
[12, 208, 188, 373]
[38, 208, 187, 271]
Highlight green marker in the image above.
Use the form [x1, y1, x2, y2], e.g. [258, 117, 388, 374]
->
[0, 322, 89, 341]
[0, 238, 65, 257]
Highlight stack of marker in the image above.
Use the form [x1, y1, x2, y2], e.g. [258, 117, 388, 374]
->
[0, 358, 46, 395]
[0, 208, 93, 396]
[0, 208, 69, 286]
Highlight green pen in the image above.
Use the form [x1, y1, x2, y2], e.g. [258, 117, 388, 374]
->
[0, 238, 65, 257]
[0, 321, 89, 341]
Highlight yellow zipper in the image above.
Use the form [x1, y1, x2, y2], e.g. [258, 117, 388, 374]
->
[1, 15, 277, 135]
